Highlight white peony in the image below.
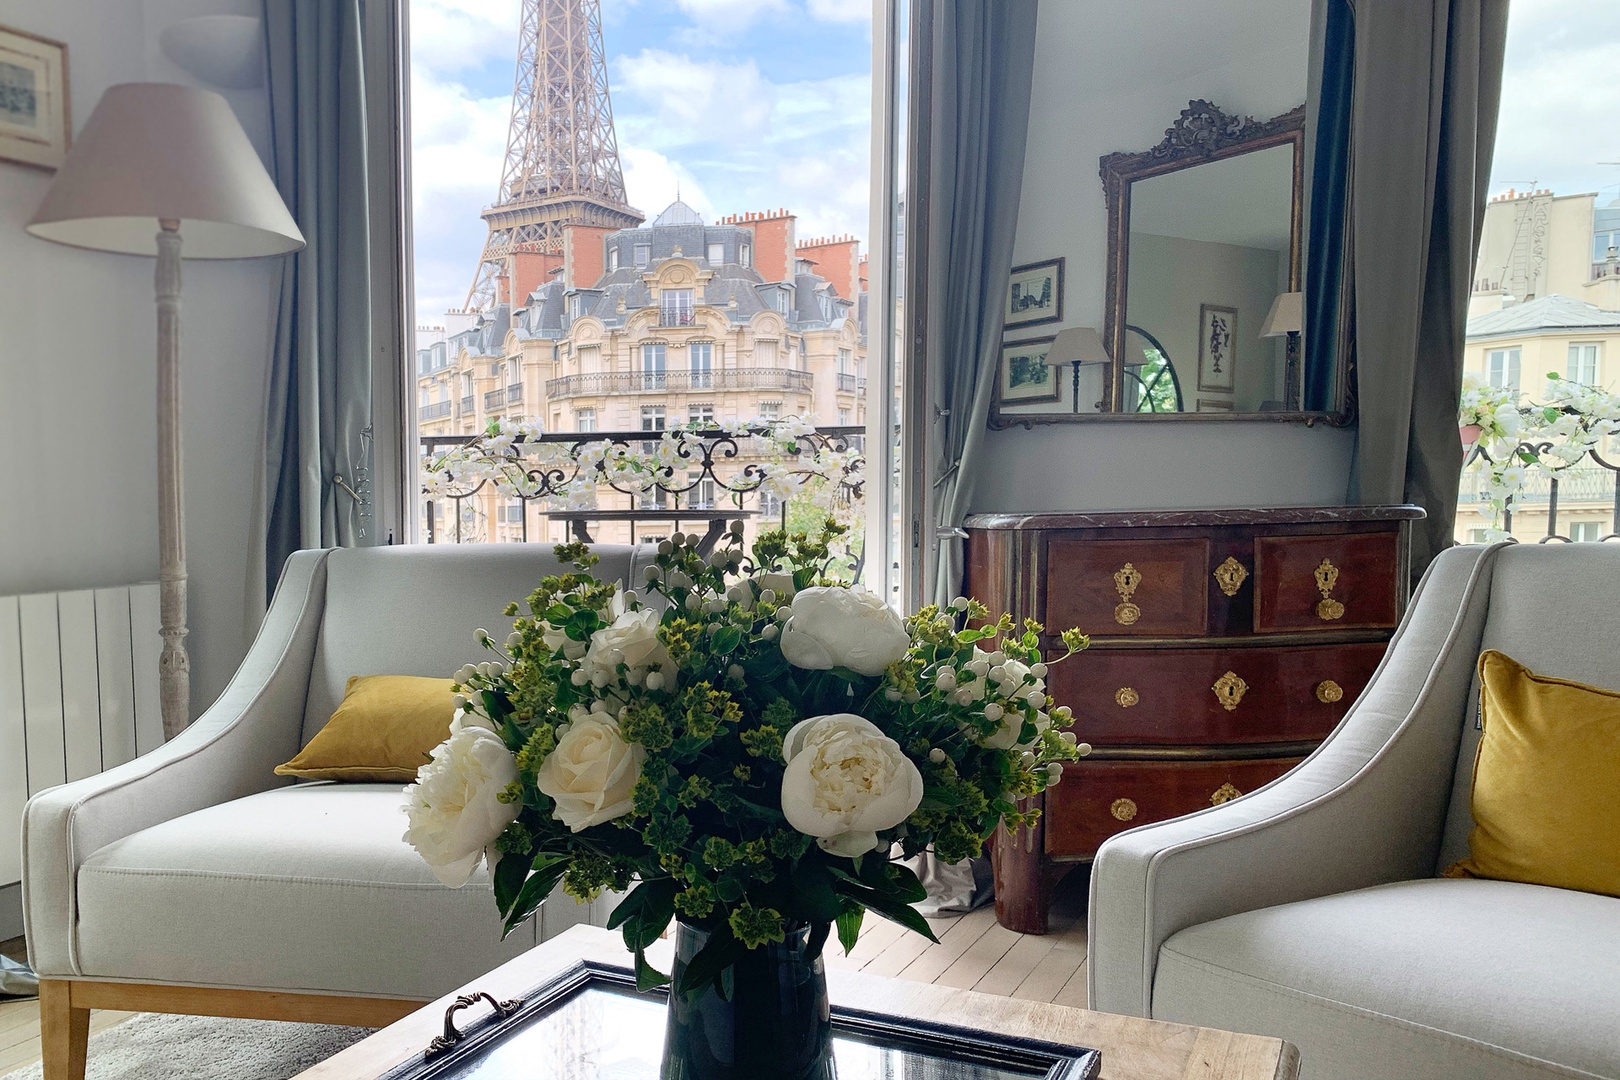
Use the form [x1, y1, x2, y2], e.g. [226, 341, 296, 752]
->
[402, 726, 520, 888]
[541, 620, 588, 662]
[583, 607, 671, 686]
[535, 715, 645, 832]
[778, 586, 910, 676]
[780, 714, 924, 857]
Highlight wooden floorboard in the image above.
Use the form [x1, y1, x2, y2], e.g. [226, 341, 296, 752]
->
[0, 872, 1092, 1075]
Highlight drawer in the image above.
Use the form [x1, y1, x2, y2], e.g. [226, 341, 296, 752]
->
[1047, 641, 1386, 746]
[1044, 757, 1304, 858]
[1254, 532, 1401, 633]
[1045, 538, 1210, 637]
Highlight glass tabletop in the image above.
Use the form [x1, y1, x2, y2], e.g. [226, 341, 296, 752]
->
[422, 983, 1055, 1080]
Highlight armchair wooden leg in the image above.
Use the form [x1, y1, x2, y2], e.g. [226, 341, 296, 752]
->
[39, 980, 90, 1080]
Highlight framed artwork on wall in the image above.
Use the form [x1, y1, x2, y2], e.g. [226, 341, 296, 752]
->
[997, 335, 1060, 405]
[1005, 258, 1064, 329]
[1197, 397, 1234, 412]
[1197, 303, 1237, 394]
[0, 24, 69, 170]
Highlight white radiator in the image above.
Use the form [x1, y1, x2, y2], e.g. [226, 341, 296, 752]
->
[0, 585, 163, 889]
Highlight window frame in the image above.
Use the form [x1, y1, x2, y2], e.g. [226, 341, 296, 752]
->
[1486, 346, 1522, 391]
[1568, 342, 1600, 385]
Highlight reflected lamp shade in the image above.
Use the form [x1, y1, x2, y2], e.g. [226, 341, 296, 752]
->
[1048, 326, 1110, 365]
[26, 82, 303, 258]
[1260, 291, 1303, 338]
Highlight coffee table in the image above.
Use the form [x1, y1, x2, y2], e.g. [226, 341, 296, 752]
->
[292, 925, 1299, 1080]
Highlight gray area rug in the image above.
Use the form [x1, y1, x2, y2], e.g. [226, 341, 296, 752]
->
[6, 1013, 375, 1080]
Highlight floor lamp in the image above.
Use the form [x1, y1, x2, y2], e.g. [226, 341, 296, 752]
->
[1261, 291, 1304, 410]
[27, 83, 304, 740]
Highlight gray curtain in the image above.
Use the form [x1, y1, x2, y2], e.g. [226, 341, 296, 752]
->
[1344, 0, 1509, 580]
[253, 0, 380, 607]
[927, 0, 1040, 606]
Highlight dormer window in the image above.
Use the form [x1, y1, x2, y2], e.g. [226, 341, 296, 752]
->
[607, 247, 619, 271]
[707, 241, 724, 264]
[739, 242, 752, 268]
[775, 289, 790, 314]
[634, 243, 651, 268]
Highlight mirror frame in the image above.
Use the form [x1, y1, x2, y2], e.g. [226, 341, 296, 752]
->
[1100, 100, 1307, 419]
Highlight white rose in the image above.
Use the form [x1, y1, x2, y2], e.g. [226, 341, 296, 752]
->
[778, 586, 910, 676]
[758, 571, 797, 599]
[402, 726, 520, 888]
[584, 607, 671, 684]
[982, 708, 1027, 751]
[535, 715, 645, 832]
[780, 714, 924, 857]
[542, 621, 588, 662]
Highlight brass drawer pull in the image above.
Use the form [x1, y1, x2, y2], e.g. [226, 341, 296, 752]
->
[1115, 687, 1140, 708]
[1113, 562, 1143, 625]
[1213, 556, 1249, 597]
[1315, 558, 1345, 620]
[1212, 670, 1249, 711]
[1211, 782, 1243, 805]
[1315, 679, 1344, 703]
[1110, 798, 1138, 821]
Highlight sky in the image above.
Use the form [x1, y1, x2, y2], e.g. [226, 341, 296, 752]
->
[1486, 0, 1620, 203]
[409, 0, 873, 319]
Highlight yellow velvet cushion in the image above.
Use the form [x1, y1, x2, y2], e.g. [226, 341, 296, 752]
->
[1446, 650, 1620, 898]
[274, 675, 457, 782]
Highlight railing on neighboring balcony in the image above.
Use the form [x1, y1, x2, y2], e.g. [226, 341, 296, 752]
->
[419, 401, 452, 421]
[506, 382, 523, 404]
[1460, 441, 1620, 541]
[484, 387, 506, 410]
[659, 308, 697, 328]
[419, 426, 865, 559]
[836, 373, 867, 394]
[458, 395, 474, 418]
[546, 368, 814, 400]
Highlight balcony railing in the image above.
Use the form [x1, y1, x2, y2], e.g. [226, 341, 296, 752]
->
[546, 368, 814, 401]
[459, 395, 474, 417]
[1460, 442, 1619, 541]
[419, 426, 865, 561]
[483, 384, 522, 411]
[659, 308, 697, 328]
[836, 373, 867, 394]
[419, 401, 452, 421]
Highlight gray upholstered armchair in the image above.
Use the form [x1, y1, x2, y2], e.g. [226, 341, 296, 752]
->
[23, 544, 649, 1080]
[1087, 542, 1620, 1080]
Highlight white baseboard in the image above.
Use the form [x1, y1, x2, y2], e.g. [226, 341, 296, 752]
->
[0, 883, 22, 943]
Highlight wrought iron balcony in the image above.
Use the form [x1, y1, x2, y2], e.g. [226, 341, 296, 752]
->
[483, 387, 505, 410]
[545, 368, 814, 400]
[836, 373, 867, 394]
[419, 401, 452, 421]
[659, 308, 697, 328]
[458, 395, 474, 417]
[1460, 442, 1619, 541]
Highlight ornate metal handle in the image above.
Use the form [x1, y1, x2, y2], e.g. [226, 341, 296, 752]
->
[1211, 782, 1242, 805]
[1314, 558, 1345, 620]
[1315, 679, 1344, 703]
[1213, 556, 1249, 597]
[1212, 670, 1249, 711]
[1115, 687, 1140, 708]
[1110, 798, 1138, 821]
[426, 992, 522, 1059]
[1113, 562, 1143, 625]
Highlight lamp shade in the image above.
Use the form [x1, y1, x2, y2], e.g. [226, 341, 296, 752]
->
[1048, 325, 1110, 364]
[27, 83, 303, 258]
[1260, 291, 1303, 337]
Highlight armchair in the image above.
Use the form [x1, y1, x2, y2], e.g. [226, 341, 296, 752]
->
[23, 543, 650, 1080]
[1088, 542, 1620, 1080]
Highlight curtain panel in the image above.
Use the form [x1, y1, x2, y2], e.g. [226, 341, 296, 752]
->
[1343, 0, 1509, 579]
[252, 0, 404, 610]
[924, 0, 1040, 607]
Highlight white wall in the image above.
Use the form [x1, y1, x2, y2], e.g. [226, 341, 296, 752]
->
[0, 0, 278, 718]
[976, 0, 1354, 513]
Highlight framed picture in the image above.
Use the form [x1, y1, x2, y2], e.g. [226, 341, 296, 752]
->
[1005, 258, 1064, 329]
[1197, 397, 1234, 412]
[1197, 304, 1237, 394]
[0, 24, 69, 170]
[998, 336, 1060, 405]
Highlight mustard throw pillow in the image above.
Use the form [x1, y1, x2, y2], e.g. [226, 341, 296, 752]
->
[275, 675, 457, 782]
[1445, 650, 1620, 898]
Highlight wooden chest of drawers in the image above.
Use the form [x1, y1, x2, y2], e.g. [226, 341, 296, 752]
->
[963, 506, 1422, 933]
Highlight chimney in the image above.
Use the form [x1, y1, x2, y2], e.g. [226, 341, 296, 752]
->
[510, 250, 563, 305]
[563, 223, 617, 289]
[740, 208, 796, 282]
[796, 233, 862, 299]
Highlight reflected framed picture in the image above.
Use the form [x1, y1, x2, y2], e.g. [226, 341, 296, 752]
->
[0, 24, 69, 170]
[1197, 304, 1237, 394]
[1005, 258, 1064, 329]
[998, 336, 1060, 405]
[1197, 397, 1234, 412]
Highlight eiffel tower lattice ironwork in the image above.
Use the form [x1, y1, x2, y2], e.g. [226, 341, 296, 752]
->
[464, 0, 643, 311]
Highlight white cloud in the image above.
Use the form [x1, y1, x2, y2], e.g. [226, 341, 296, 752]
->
[620, 144, 714, 220]
[805, 0, 870, 25]
[673, 0, 791, 36]
[409, 0, 522, 77]
[614, 50, 776, 144]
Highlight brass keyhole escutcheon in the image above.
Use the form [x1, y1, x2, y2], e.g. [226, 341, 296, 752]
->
[1110, 798, 1138, 822]
[1212, 670, 1249, 711]
[1213, 556, 1249, 597]
[1315, 679, 1344, 704]
[1210, 782, 1243, 806]
[1315, 558, 1345, 621]
[1113, 562, 1143, 625]
[1115, 687, 1140, 708]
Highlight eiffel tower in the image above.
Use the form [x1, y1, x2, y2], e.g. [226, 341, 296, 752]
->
[464, 0, 643, 311]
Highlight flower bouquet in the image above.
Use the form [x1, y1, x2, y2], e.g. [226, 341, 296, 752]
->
[404, 524, 1089, 1078]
